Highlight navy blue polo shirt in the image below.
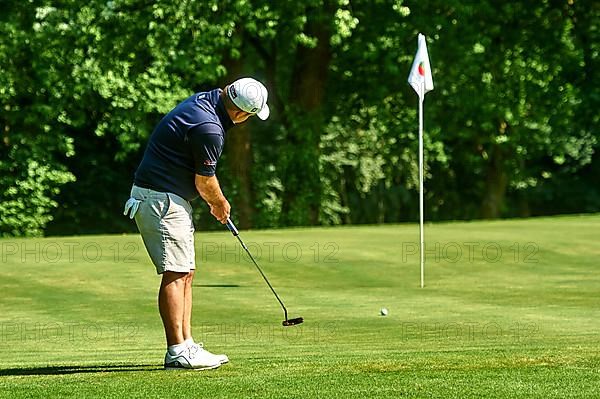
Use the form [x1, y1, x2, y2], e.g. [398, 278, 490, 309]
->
[134, 89, 234, 201]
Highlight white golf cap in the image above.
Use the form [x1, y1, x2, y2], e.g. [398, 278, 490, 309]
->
[226, 77, 270, 120]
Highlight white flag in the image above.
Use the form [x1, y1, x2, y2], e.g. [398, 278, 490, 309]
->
[408, 33, 434, 100]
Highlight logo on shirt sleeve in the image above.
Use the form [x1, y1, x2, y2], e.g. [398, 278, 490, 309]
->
[204, 159, 217, 166]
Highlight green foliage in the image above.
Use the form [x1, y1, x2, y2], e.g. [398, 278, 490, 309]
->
[0, 2, 76, 236]
[0, 0, 597, 236]
[0, 157, 74, 237]
[425, 0, 595, 218]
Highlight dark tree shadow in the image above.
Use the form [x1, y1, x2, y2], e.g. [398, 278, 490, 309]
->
[0, 364, 162, 376]
[194, 284, 240, 288]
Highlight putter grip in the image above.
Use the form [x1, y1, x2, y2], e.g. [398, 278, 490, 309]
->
[226, 218, 239, 236]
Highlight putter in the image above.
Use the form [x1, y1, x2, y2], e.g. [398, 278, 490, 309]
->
[225, 218, 304, 327]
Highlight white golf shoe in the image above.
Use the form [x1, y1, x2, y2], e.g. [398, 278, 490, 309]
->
[189, 342, 229, 365]
[164, 343, 225, 370]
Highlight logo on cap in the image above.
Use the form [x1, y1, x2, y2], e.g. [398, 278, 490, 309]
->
[227, 77, 270, 120]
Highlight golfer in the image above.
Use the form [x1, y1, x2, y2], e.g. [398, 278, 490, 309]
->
[123, 77, 269, 370]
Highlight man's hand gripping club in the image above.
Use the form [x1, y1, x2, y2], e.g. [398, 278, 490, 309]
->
[195, 174, 231, 224]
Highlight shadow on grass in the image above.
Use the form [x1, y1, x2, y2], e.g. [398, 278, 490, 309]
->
[0, 364, 162, 376]
[194, 284, 240, 288]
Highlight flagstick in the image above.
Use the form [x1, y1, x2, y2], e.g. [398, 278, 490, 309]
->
[419, 83, 425, 288]
[408, 33, 432, 288]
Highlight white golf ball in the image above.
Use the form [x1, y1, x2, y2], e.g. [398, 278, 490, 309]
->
[380, 307, 388, 316]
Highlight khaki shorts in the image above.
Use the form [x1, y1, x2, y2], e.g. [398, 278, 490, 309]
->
[130, 185, 195, 274]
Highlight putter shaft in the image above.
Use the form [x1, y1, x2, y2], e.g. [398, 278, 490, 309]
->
[226, 219, 290, 321]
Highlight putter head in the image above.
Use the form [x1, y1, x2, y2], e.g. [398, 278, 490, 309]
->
[282, 317, 304, 327]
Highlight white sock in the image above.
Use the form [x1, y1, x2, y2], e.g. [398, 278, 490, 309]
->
[183, 337, 195, 347]
[167, 342, 187, 356]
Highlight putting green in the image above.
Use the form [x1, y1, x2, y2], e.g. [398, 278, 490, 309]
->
[0, 215, 599, 398]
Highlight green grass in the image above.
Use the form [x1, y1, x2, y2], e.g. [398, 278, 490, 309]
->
[0, 215, 599, 398]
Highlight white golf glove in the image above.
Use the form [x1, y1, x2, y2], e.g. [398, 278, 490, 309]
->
[123, 197, 142, 219]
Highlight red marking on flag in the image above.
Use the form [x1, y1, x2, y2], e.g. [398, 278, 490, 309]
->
[418, 62, 425, 76]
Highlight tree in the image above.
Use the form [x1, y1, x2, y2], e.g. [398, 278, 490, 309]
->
[410, 0, 596, 219]
[1, 0, 597, 236]
[0, 2, 76, 236]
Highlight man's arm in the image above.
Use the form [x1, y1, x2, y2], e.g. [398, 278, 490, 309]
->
[195, 174, 231, 224]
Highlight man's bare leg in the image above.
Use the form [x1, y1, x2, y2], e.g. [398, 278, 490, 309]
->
[183, 270, 195, 341]
[158, 271, 188, 346]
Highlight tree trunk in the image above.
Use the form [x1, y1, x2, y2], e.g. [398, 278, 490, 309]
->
[480, 143, 508, 218]
[226, 124, 254, 228]
[279, 3, 334, 226]
[220, 50, 254, 229]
